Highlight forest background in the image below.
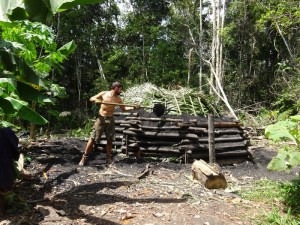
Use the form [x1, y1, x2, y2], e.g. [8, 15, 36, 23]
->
[0, 0, 299, 135]
[0, 0, 300, 223]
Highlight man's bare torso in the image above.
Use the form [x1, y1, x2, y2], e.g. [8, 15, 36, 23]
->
[98, 91, 122, 117]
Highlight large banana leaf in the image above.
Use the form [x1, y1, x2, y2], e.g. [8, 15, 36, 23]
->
[0, 0, 105, 23]
[0, 79, 49, 123]
[16, 81, 53, 103]
[0, 42, 45, 89]
[0, 96, 47, 125]
[0, 0, 23, 23]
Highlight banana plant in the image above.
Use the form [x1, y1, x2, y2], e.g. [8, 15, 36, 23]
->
[265, 115, 300, 171]
[0, 0, 103, 125]
[0, 0, 104, 24]
[0, 20, 76, 125]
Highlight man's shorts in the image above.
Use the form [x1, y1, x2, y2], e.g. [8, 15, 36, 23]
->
[90, 116, 115, 143]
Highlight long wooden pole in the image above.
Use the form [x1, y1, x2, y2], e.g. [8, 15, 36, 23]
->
[208, 114, 216, 163]
[94, 100, 151, 109]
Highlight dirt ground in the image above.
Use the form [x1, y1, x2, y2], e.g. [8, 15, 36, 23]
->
[1, 137, 299, 225]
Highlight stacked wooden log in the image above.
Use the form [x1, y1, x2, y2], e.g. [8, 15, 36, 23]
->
[96, 109, 250, 164]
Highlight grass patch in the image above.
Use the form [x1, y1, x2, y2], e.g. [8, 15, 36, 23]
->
[238, 178, 283, 204]
[238, 178, 300, 225]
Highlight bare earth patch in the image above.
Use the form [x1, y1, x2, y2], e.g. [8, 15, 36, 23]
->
[1, 138, 299, 225]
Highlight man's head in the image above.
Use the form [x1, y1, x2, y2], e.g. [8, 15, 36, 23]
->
[111, 82, 123, 95]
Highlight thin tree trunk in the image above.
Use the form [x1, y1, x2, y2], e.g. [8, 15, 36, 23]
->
[75, 53, 82, 104]
[142, 31, 148, 81]
[204, 58, 238, 120]
[210, 0, 216, 94]
[275, 22, 294, 61]
[219, 0, 225, 85]
[215, 0, 220, 95]
[29, 101, 37, 141]
[199, 0, 203, 90]
[187, 48, 193, 87]
[91, 43, 106, 80]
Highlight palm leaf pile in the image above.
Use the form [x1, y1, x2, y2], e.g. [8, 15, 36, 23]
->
[123, 83, 221, 116]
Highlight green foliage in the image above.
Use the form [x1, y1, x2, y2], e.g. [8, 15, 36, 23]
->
[265, 115, 300, 171]
[238, 178, 283, 203]
[3, 191, 28, 213]
[0, 19, 76, 125]
[239, 178, 300, 224]
[0, 0, 105, 128]
[281, 175, 300, 214]
[224, 0, 300, 109]
[0, 0, 105, 24]
[265, 120, 298, 144]
[263, 208, 299, 225]
[271, 76, 300, 120]
[70, 119, 93, 137]
[0, 110, 20, 130]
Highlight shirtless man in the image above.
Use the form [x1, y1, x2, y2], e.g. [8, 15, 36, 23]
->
[79, 82, 136, 166]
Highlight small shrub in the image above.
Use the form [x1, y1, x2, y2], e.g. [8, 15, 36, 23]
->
[265, 115, 300, 171]
[281, 175, 300, 214]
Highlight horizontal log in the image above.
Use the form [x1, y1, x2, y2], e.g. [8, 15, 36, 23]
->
[115, 120, 141, 125]
[95, 141, 123, 146]
[202, 121, 243, 128]
[114, 112, 139, 116]
[192, 149, 249, 157]
[128, 139, 181, 146]
[121, 146, 181, 153]
[98, 134, 123, 140]
[187, 127, 243, 135]
[140, 125, 183, 130]
[115, 127, 125, 132]
[178, 121, 243, 128]
[176, 122, 198, 128]
[198, 136, 244, 142]
[187, 127, 207, 132]
[124, 151, 181, 158]
[123, 130, 199, 139]
[126, 127, 190, 134]
[178, 144, 206, 150]
[214, 128, 244, 134]
[126, 117, 183, 122]
[215, 141, 247, 149]
[178, 141, 247, 150]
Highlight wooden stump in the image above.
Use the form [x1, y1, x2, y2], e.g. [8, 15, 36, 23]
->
[192, 160, 227, 189]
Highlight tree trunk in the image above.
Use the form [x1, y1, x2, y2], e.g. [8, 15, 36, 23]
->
[210, 0, 216, 94]
[199, 0, 203, 90]
[75, 53, 82, 105]
[29, 101, 37, 141]
[187, 48, 193, 87]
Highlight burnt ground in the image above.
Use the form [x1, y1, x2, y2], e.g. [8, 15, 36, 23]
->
[1, 137, 299, 225]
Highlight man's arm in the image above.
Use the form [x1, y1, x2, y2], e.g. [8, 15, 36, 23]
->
[117, 98, 136, 111]
[89, 91, 106, 102]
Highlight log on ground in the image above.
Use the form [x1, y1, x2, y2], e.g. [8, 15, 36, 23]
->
[192, 160, 227, 189]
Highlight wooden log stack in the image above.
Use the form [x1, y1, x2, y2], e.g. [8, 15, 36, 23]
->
[96, 109, 250, 164]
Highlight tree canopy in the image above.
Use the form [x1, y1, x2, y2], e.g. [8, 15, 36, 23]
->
[0, 0, 299, 129]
